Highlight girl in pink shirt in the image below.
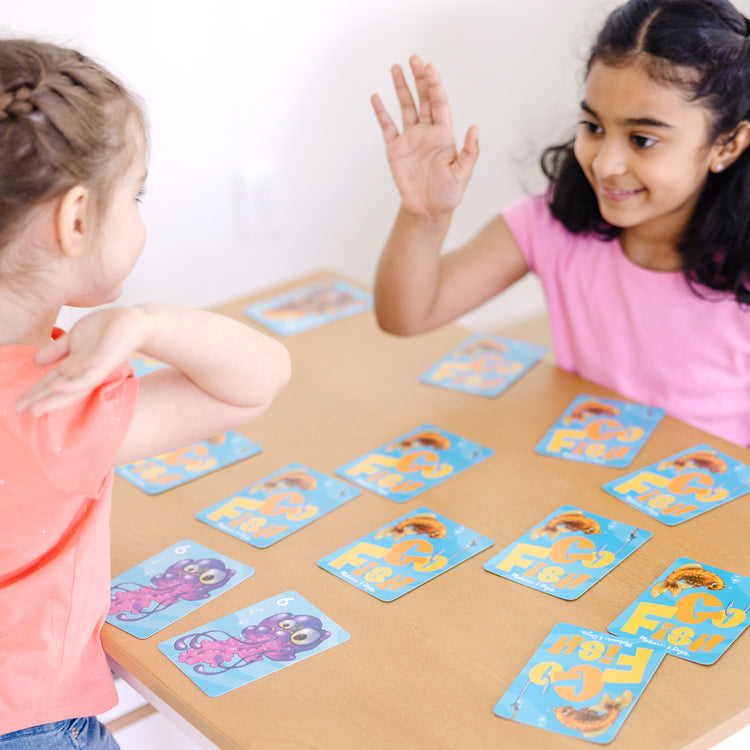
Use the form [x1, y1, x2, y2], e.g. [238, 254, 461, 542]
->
[0, 40, 290, 748]
[371, 0, 750, 446]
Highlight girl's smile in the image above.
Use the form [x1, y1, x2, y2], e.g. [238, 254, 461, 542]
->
[574, 59, 725, 269]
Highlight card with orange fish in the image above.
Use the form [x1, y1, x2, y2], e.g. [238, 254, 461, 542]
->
[535, 394, 664, 468]
[483, 505, 651, 600]
[116, 431, 262, 495]
[494, 623, 666, 744]
[602, 444, 750, 525]
[244, 278, 373, 335]
[335, 424, 492, 502]
[419, 332, 547, 397]
[195, 463, 361, 548]
[317, 506, 494, 601]
[608, 557, 750, 665]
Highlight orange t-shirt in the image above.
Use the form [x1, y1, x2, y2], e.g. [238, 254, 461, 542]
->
[0, 335, 138, 734]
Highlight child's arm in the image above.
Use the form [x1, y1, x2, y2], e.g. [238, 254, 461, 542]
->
[15, 304, 291, 464]
[371, 56, 529, 335]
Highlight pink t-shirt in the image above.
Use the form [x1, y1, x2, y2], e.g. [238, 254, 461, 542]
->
[503, 193, 750, 446]
[0, 335, 138, 735]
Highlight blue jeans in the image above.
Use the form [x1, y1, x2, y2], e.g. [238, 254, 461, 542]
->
[0, 717, 120, 749]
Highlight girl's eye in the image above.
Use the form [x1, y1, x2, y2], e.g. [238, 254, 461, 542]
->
[631, 134, 657, 148]
[136, 186, 148, 204]
[579, 119, 602, 136]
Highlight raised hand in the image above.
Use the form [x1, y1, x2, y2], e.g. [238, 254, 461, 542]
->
[371, 55, 479, 220]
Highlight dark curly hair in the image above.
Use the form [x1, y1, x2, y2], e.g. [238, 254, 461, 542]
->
[541, 0, 750, 303]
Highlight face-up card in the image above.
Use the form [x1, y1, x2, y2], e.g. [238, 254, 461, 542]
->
[158, 591, 350, 697]
[602, 444, 750, 525]
[195, 463, 361, 548]
[106, 540, 254, 639]
[419, 333, 547, 398]
[335, 424, 492, 503]
[494, 623, 666, 744]
[128, 352, 166, 377]
[484, 505, 651, 600]
[317, 506, 493, 601]
[244, 278, 373, 335]
[608, 557, 750, 664]
[116, 431, 262, 495]
[535, 395, 664, 468]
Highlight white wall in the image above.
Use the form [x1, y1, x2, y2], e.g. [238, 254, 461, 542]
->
[4, 0, 748, 331]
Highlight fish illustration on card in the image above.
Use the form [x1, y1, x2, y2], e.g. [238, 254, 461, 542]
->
[419, 333, 547, 397]
[317, 507, 493, 601]
[196, 463, 361, 548]
[608, 557, 750, 664]
[244, 278, 373, 335]
[535, 395, 664, 468]
[484, 505, 651, 600]
[603, 444, 750, 525]
[116, 431, 262, 495]
[494, 623, 666, 744]
[335, 424, 492, 502]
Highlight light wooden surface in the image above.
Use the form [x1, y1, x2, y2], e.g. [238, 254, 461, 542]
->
[103, 271, 750, 750]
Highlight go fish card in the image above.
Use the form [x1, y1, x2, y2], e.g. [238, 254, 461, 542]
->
[196, 463, 361, 548]
[535, 394, 664, 468]
[419, 332, 547, 398]
[494, 623, 666, 744]
[244, 278, 373, 336]
[603, 444, 750, 526]
[106, 540, 254, 639]
[158, 590, 350, 697]
[128, 352, 166, 377]
[608, 557, 750, 665]
[317, 507, 494, 602]
[483, 505, 651, 600]
[116, 431, 262, 495]
[335, 424, 492, 503]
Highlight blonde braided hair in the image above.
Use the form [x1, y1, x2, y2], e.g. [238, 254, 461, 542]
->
[0, 38, 145, 251]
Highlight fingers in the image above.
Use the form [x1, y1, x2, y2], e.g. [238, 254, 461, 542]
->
[15, 357, 101, 415]
[409, 55, 431, 123]
[454, 125, 480, 181]
[34, 334, 70, 366]
[392, 62, 418, 127]
[371, 93, 398, 142]
[424, 63, 451, 126]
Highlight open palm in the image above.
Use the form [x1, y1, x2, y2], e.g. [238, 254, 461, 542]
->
[372, 55, 479, 219]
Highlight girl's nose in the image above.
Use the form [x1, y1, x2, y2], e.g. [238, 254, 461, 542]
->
[591, 138, 628, 179]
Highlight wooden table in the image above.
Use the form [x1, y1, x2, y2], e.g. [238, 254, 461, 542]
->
[103, 271, 750, 750]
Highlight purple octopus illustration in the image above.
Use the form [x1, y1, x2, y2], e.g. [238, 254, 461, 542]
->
[173, 612, 331, 674]
[109, 558, 235, 621]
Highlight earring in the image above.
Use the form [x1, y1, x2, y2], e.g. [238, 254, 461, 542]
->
[714, 164, 725, 173]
